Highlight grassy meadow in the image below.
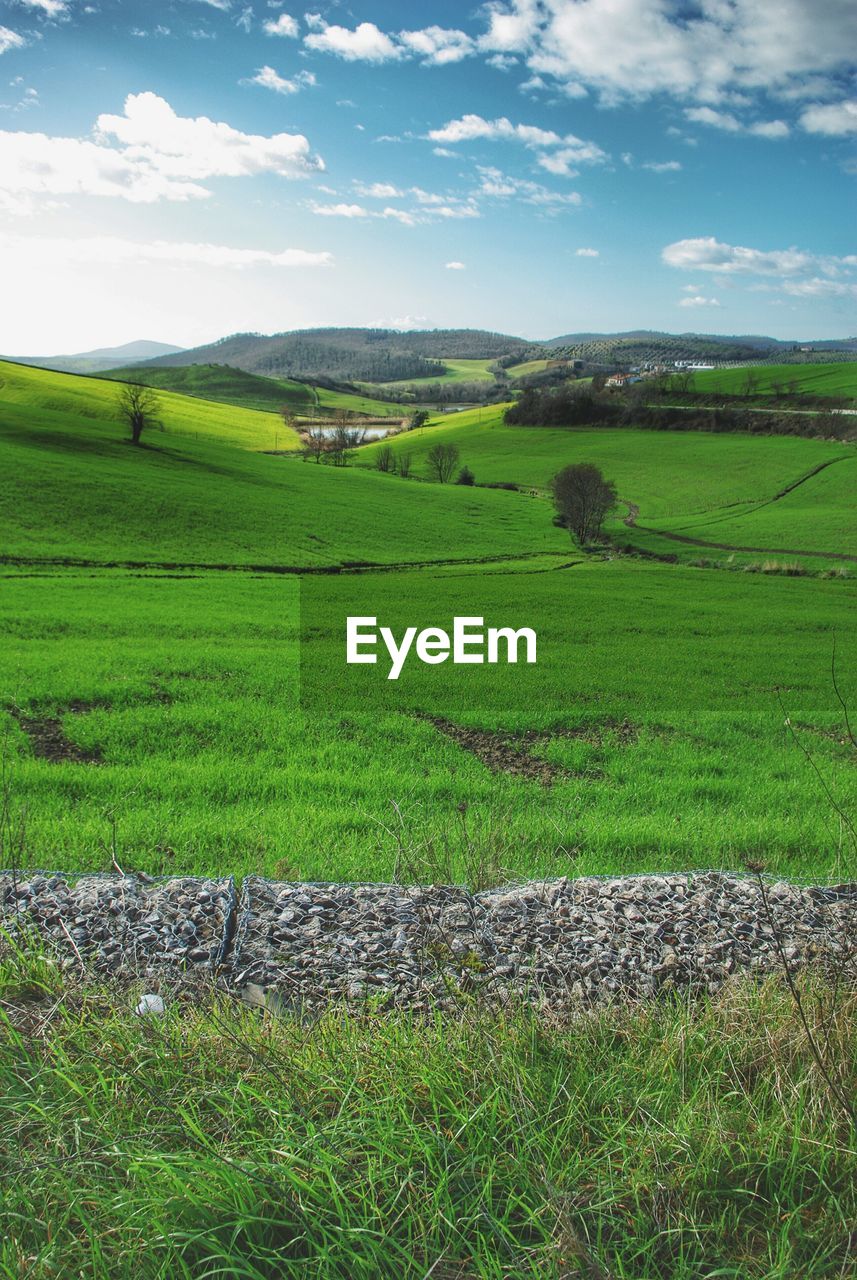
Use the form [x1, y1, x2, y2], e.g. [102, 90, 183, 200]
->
[99, 362, 405, 419]
[506, 358, 554, 379]
[2, 357, 856, 1278]
[0, 375, 562, 568]
[2, 953, 854, 1280]
[361, 405, 856, 567]
[370, 357, 498, 390]
[1, 561, 854, 882]
[0, 359, 300, 453]
[683, 361, 857, 399]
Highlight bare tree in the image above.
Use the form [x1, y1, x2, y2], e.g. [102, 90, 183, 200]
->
[375, 444, 395, 473]
[426, 442, 460, 483]
[281, 405, 298, 435]
[328, 424, 366, 467]
[300, 427, 328, 463]
[117, 382, 160, 446]
[398, 451, 413, 478]
[551, 463, 617, 545]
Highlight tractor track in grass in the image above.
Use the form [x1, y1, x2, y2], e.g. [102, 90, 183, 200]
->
[620, 456, 857, 562]
[0, 549, 582, 577]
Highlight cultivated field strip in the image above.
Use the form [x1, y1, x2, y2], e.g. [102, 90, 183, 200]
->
[3, 871, 854, 1008]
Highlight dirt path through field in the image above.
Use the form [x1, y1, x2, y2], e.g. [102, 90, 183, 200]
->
[620, 456, 855, 561]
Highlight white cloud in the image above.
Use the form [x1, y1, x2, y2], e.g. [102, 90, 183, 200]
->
[476, 165, 581, 207]
[664, 237, 857, 304]
[749, 119, 790, 139]
[385, 314, 429, 329]
[782, 277, 857, 298]
[0, 25, 26, 54]
[191, 0, 231, 9]
[432, 203, 480, 219]
[486, 53, 517, 70]
[642, 160, 682, 172]
[15, 0, 67, 14]
[0, 91, 322, 208]
[353, 180, 403, 198]
[478, 0, 857, 108]
[305, 21, 401, 62]
[433, 147, 457, 157]
[398, 25, 474, 65]
[249, 66, 316, 94]
[263, 12, 299, 37]
[799, 98, 857, 135]
[3, 232, 333, 269]
[428, 113, 562, 147]
[311, 193, 479, 226]
[685, 106, 789, 137]
[479, 0, 540, 53]
[0, 131, 210, 204]
[381, 206, 417, 225]
[575, 247, 599, 257]
[537, 137, 608, 174]
[663, 237, 817, 276]
[310, 201, 368, 217]
[445, 261, 466, 269]
[302, 20, 474, 66]
[95, 91, 321, 180]
[679, 295, 721, 307]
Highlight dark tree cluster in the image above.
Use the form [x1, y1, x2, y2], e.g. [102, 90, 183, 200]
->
[506, 385, 608, 427]
[505, 384, 854, 441]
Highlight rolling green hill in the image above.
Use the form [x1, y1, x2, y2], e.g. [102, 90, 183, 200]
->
[144, 327, 536, 382]
[683, 362, 857, 398]
[643, 458, 856, 555]
[0, 367, 566, 569]
[0, 360, 300, 452]
[98, 362, 403, 418]
[359, 405, 856, 563]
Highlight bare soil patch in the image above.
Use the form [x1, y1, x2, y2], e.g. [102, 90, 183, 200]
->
[424, 715, 638, 785]
[10, 701, 102, 764]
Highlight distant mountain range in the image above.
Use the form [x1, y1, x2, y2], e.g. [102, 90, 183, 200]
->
[136, 328, 857, 381]
[3, 329, 855, 382]
[137, 328, 537, 384]
[2, 339, 185, 374]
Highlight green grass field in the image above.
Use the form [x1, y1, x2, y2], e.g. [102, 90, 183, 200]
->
[683, 362, 857, 399]
[2, 354, 856, 1278]
[371, 357, 498, 389]
[0, 410, 561, 568]
[99, 362, 404, 419]
[644, 457, 856, 556]
[360, 405, 856, 564]
[0, 360, 300, 452]
[506, 358, 553, 379]
[1, 563, 853, 881]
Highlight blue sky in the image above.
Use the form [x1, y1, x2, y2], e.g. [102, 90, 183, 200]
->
[0, 0, 855, 352]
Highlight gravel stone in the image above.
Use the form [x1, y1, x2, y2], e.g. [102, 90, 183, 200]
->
[3, 870, 854, 1010]
[0, 872, 235, 976]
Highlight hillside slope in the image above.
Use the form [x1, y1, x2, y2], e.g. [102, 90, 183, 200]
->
[0, 360, 299, 452]
[143, 328, 537, 382]
[685, 362, 857, 398]
[98, 363, 404, 418]
[0, 371, 567, 568]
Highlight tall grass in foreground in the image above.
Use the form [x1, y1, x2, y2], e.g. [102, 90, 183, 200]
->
[1, 946, 854, 1279]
